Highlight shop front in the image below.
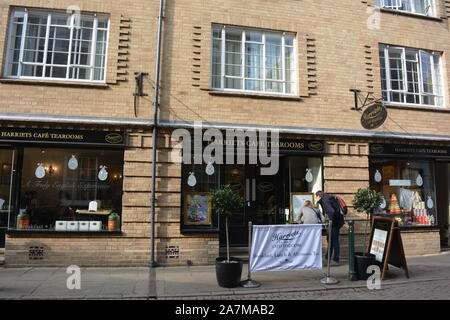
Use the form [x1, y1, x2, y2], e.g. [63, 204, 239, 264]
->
[369, 142, 450, 252]
[179, 136, 325, 249]
[0, 127, 125, 249]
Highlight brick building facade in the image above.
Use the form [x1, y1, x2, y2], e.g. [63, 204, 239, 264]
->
[0, 0, 448, 266]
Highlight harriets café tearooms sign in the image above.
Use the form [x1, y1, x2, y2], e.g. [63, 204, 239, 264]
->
[0, 127, 125, 146]
[360, 103, 388, 130]
[206, 138, 325, 154]
[370, 143, 450, 158]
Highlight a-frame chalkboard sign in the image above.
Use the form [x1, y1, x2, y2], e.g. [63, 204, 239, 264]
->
[367, 216, 409, 280]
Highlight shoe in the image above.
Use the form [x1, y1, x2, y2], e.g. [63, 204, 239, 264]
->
[331, 260, 340, 266]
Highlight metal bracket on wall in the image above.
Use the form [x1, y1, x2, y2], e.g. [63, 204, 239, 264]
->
[350, 89, 382, 111]
[134, 72, 149, 97]
[133, 72, 149, 117]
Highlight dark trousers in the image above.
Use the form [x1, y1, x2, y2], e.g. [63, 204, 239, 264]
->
[326, 226, 341, 262]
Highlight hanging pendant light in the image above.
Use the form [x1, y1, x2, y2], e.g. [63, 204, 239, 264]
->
[427, 196, 434, 209]
[205, 162, 215, 176]
[416, 174, 423, 187]
[35, 163, 46, 179]
[305, 168, 313, 183]
[374, 169, 382, 183]
[187, 172, 197, 187]
[68, 155, 79, 170]
[98, 166, 108, 181]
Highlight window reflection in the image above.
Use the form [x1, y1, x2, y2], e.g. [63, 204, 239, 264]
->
[18, 148, 123, 230]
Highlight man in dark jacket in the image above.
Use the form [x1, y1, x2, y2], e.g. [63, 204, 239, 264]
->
[315, 191, 345, 264]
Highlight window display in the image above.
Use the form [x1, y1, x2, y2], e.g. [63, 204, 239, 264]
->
[10, 147, 123, 231]
[181, 162, 221, 232]
[370, 158, 437, 227]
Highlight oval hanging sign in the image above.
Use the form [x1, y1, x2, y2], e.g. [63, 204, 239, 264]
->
[361, 103, 388, 130]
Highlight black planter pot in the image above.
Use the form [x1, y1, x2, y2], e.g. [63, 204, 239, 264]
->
[354, 252, 377, 280]
[215, 257, 243, 288]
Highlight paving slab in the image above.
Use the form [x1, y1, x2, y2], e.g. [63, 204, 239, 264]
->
[0, 252, 448, 299]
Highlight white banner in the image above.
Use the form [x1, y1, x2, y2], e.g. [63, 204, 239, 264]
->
[250, 224, 322, 273]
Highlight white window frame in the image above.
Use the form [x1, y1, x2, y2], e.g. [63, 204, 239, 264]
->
[380, 44, 444, 107]
[375, 0, 435, 17]
[3, 7, 110, 83]
[211, 24, 297, 96]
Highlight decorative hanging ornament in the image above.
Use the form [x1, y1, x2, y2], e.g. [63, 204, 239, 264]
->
[187, 172, 197, 187]
[205, 162, 215, 176]
[374, 169, 382, 183]
[35, 163, 46, 179]
[380, 196, 386, 209]
[416, 174, 423, 187]
[98, 166, 108, 181]
[68, 155, 79, 170]
[427, 196, 434, 209]
[305, 169, 313, 183]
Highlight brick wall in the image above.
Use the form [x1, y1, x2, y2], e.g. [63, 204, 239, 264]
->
[1, 0, 447, 266]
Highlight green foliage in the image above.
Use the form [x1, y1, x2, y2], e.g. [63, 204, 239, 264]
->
[352, 188, 383, 217]
[210, 185, 244, 217]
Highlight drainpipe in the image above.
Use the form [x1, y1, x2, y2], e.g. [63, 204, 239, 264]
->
[150, 0, 164, 268]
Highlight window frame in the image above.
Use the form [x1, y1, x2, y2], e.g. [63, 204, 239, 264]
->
[5, 145, 124, 233]
[375, 0, 436, 17]
[3, 7, 110, 83]
[210, 24, 298, 96]
[380, 44, 444, 108]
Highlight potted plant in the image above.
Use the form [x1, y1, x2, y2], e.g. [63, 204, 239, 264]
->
[210, 185, 244, 288]
[352, 188, 383, 280]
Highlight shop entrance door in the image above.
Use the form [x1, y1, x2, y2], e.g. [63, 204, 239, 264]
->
[0, 148, 15, 248]
[219, 164, 283, 248]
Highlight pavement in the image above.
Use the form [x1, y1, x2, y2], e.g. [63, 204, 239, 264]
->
[0, 252, 449, 300]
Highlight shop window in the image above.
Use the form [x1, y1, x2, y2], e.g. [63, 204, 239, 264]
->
[375, 0, 435, 16]
[211, 24, 296, 95]
[11, 147, 123, 232]
[180, 162, 221, 232]
[4, 7, 109, 82]
[370, 158, 437, 227]
[379, 45, 443, 107]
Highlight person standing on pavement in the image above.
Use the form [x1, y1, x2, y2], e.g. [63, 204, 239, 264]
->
[315, 191, 345, 265]
[298, 200, 324, 225]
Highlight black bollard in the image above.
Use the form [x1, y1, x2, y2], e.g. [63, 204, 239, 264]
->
[348, 220, 358, 281]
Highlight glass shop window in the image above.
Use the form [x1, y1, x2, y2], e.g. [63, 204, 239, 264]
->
[13, 148, 123, 231]
[181, 162, 221, 232]
[282, 156, 324, 223]
[370, 158, 437, 227]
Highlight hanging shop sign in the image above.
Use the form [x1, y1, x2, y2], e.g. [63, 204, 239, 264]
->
[361, 103, 388, 130]
[206, 138, 325, 154]
[370, 143, 450, 158]
[0, 127, 125, 147]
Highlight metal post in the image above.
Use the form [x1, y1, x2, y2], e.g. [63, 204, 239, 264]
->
[240, 221, 260, 288]
[150, 0, 165, 268]
[320, 220, 339, 284]
[348, 220, 358, 281]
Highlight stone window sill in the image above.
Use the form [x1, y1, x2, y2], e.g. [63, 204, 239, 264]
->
[0, 78, 110, 89]
[380, 8, 444, 22]
[385, 103, 450, 113]
[207, 89, 303, 101]
[7, 229, 123, 236]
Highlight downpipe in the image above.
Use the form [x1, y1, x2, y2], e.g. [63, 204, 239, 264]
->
[150, 0, 164, 268]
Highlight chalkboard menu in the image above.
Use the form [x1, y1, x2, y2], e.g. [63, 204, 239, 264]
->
[368, 216, 409, 280]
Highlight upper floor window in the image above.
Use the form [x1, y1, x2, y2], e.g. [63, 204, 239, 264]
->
[211, 25, 296, 95]
[380, 44, 443, 107]
[375, 0, 435, 16]
[4, 8, 109, 82]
